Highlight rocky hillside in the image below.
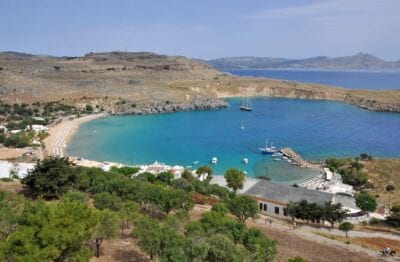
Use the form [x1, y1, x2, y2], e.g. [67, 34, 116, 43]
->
[209, 53, 400, 69]
[0, 51, 400, 113]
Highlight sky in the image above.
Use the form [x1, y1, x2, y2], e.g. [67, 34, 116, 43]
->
[1, 0, 400, 60]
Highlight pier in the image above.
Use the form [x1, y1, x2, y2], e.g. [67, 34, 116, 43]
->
[279, 147, 320, 169]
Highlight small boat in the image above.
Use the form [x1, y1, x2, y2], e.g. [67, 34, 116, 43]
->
[240, 97, 252, 111]
[211, 157, 218, 164]
[193, 161, 199, 165]
[287, 159, 292, 163]
[273, 158, 282, 161]
[259, 140, 278, 154]
[243, 158, 248, 164]
[283, 156, 289, 160]
[186, 165, 192, 169]
[272, 152, 283, 157]
[241, 121, 245, 131]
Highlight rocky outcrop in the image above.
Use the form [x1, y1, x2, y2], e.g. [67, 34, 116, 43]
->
[113, 97, 229, 115]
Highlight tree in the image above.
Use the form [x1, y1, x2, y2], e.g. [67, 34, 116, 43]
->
[285, 202, 299, 221]
[196, 166, 213, 181]
[227, 195, 258, 223]
[22, 157, 77, 198]
[0, 199, 98, 261]
[204, 233, 245, 262]
[386, 184, 396, 207]
[355, 193, 377, 212]
[133, 216, 186, 261]
[322, 202, 347, 228]
[90, 209, 119, 257]
[339, 222, 354, 238]
[243, 228, 277, 261]
[119, 201, 139, 239]
[94, 192, 123, 211]
[224, 168, 245, 193]
[157, 172, 174, 184]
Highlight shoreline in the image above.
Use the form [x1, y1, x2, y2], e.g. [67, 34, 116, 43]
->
[44, 113, 107, 157]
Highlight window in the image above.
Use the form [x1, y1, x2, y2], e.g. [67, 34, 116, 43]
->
[274, 206, 279, 215]
[263, 203, 267, 211]
[259, 203, 263, 210]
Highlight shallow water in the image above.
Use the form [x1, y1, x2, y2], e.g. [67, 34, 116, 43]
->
[68, 98, 400, 185]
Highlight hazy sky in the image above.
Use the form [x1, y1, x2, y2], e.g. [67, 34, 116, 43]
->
[1, 0, 400, 60]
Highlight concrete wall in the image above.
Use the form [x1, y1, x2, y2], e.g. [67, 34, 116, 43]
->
[257, 200, 287, 217]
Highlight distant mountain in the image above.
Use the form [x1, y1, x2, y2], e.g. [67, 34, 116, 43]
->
[208, 53, 400, 70]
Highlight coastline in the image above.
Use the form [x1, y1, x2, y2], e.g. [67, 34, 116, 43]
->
[44, 113, 107, 157]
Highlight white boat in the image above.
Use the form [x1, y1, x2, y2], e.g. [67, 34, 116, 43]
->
[241, 121, 245, 130]
[186, 165, 192, 168]
[287, 159, 292, 163]
[259, 140, 278, 154]
[272, 152, 283, 157]
[240, 97, 252, 111]
[193, 161, 199, 165]
[243, 158, 248, 164]
[273, 158, 282, 161]
[211, 157, 218, 164]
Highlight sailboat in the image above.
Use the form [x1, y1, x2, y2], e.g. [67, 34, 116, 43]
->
[259, 139, 278, 154]
[240, 97, 252, 111]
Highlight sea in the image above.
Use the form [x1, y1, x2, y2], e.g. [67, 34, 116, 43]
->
[68, 69, 400, 184]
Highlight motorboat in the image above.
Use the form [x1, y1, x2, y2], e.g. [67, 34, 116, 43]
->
[211, 157, 218, 164]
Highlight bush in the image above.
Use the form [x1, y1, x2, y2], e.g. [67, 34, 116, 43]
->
[4, 132, 31, 148]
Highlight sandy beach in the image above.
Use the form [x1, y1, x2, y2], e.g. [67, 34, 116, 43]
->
[44, 113, 107, 157]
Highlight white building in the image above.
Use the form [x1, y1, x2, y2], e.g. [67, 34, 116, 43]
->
[29, 125, 49, 132]
[0, 161, 35, 179]
[323, 168, 333, 181]
[245, 180, 361, 219]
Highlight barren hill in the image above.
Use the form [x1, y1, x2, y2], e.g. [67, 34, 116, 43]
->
[1, 51, 400, 113]
[209, 53, 400, 69]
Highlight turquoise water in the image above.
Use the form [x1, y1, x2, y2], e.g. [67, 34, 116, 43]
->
[227, 69, 400, 90]
[68, 98, 400, 184]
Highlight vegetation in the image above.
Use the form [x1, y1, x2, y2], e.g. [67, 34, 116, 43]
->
[325, 155, 369, 189]
[22, 157, 77, 198]
[3, 131, 34, 148]
[1, 157, 277, 260]
[226, 195, 258, 223]
[339, 222, 354, 238]
[386, 205, 400, 228]
[224, 168, 245, 193]
[355, 193, 377, 212]
[288, 257, 308, 262]
[285, 200, 347, 227]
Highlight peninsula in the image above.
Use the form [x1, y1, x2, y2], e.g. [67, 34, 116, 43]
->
[1, 51, 400, 113]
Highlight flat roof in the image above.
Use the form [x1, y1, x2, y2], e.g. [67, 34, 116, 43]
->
[245, 180, 334, 204]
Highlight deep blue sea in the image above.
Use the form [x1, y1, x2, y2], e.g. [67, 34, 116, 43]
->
[68, 98, 400, 184]
[227, 69, 400, 90]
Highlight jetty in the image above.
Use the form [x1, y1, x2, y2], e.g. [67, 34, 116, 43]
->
[279, 147, 320, 169]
